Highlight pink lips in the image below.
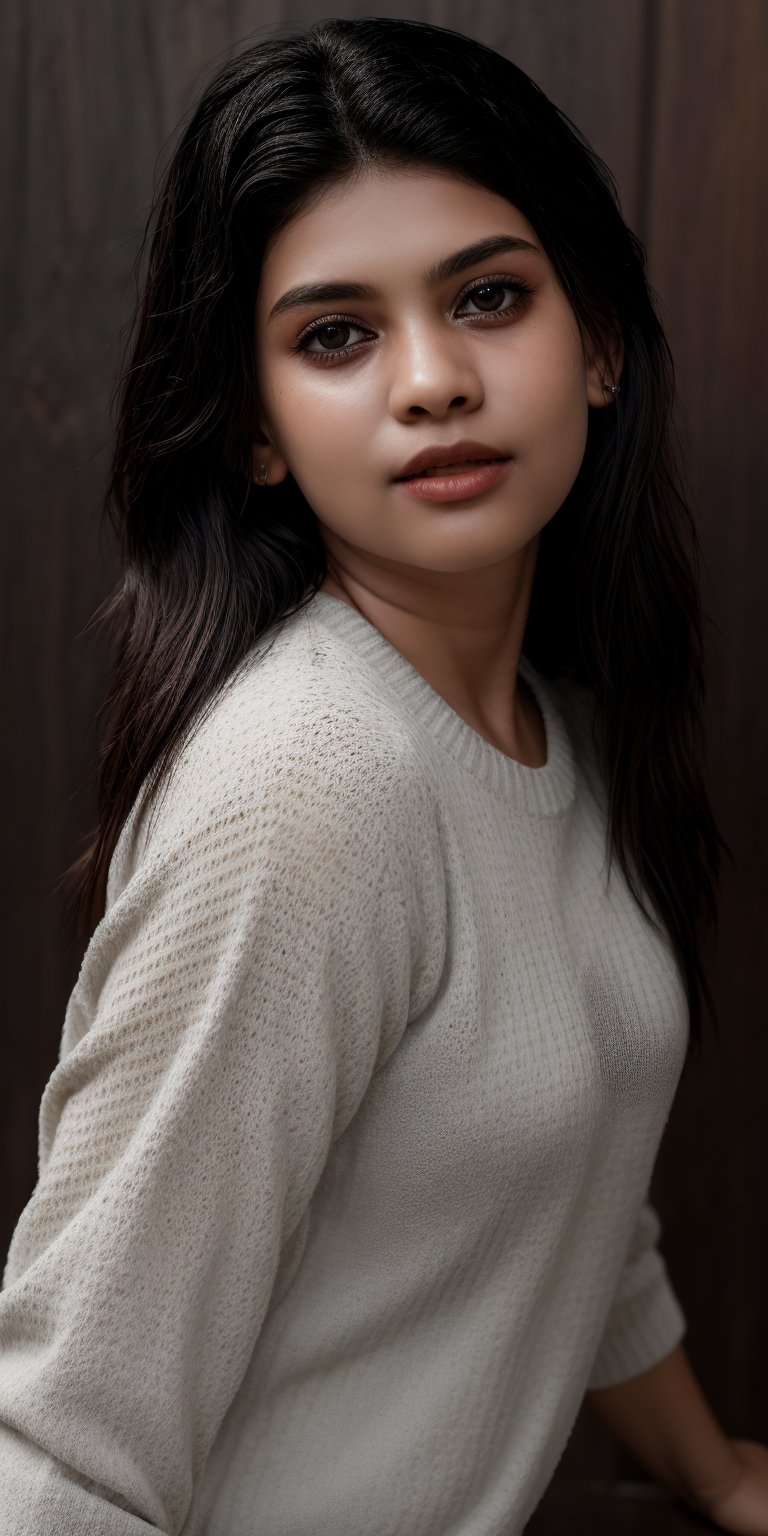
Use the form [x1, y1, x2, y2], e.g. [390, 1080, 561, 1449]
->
[395, 437, 509, 480]
[394, 458, 511, 503]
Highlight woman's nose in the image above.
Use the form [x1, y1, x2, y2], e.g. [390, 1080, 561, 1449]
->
[387, 327, 485, 417]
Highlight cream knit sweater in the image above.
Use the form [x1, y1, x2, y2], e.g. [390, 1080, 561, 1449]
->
[0, 589, 688, 1534]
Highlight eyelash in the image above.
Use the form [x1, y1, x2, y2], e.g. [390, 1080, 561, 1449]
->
[291, 275, 535, 365]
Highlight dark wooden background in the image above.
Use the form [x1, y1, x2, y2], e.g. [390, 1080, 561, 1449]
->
[2, 2, 766, 1527]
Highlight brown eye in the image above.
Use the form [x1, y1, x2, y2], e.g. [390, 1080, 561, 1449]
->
[293, 315, 372, 358]
[308, 322, 354, 351]
[458, 278, 534, 317]
[465, 283, 508, 311]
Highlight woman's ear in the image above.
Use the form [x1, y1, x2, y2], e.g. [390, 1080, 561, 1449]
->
[250, 440, 290, 486]
[250, 410, 289, 486]
[585, 322, 625, 409]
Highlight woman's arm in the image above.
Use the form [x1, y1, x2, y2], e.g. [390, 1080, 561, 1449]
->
[586, 1341, 740, 1508]
[0, 714, 428, 1534]
[587, 1341, 768, 1533]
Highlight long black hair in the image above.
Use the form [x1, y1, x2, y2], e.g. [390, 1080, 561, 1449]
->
[61, 15, 733, 1058]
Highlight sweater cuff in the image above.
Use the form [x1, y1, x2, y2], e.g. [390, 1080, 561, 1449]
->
[586, 1263, 687, 1390]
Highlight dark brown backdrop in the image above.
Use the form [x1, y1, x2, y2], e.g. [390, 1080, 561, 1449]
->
[2, 0, 766, 1523]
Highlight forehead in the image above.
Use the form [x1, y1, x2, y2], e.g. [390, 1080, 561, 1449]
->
[256, 167, 543, 311]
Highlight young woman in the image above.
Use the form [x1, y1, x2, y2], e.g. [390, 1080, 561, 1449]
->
[1, 16, 765, 1536]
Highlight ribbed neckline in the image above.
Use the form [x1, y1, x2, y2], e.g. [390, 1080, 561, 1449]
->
[304, 591, 576, 815]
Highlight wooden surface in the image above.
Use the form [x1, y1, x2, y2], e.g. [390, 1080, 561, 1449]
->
[1, 0, 766, 1494]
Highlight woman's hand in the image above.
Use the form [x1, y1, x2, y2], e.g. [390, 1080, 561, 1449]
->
[692, 1439, 768, 1534]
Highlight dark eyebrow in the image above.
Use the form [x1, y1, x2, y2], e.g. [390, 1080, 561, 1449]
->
[266, 234, 542, 322]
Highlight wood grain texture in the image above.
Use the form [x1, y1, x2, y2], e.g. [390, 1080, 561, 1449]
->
[638, 0, 768, 1447]
[1, 0, 765, 1502]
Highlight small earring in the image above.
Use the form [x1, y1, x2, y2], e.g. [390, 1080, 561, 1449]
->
[602, 380, 621, 397]
[256, 463, 268, 484]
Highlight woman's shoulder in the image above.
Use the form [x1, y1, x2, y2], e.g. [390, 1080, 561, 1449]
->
[544, 669, 597, 738]
[110, 604, 432, 898]
[540, 668, 603, 793]
[175, 603, 423, 798]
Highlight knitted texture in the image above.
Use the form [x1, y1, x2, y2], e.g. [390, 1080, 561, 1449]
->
[0, 590, 688, 1534]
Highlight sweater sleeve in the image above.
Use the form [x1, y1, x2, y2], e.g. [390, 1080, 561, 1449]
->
[0, 708, 437, 1533]
[586, 1199, 687, 1389]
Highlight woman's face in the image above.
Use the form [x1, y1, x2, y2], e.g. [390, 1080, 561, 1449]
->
[253, 167, 617, 608]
